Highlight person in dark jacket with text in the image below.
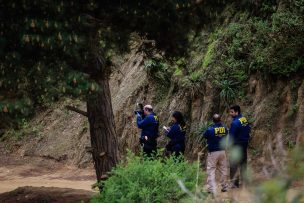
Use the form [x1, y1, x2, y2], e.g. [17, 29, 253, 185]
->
[203, 114, 229, 193]
[136, 104, 159, 157]
[228, 105, 251, 188]
[164, 111, 186, 156]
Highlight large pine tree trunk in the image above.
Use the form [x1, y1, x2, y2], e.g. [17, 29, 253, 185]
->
[87, 78, 118, 186]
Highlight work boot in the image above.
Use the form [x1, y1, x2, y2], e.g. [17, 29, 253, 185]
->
[230, 178, 239, 188]
[230, 182, 239, 189]
[221, 188, 228, 192]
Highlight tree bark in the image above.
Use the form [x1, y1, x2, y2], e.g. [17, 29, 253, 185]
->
[82, 24, 119, 189]
[87, 78, 118, 187]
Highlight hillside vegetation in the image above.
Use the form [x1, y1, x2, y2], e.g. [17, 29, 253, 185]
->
[0, 0, 304, 202]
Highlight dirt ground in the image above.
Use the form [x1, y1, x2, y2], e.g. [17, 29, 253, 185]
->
[0, 186, 94, 203]
[0, 154, 96, 202]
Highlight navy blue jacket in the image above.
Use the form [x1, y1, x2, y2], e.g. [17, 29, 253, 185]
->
[230, 114, 251, 144]
[137, 113, 159, 140]
[166, 123, 186, 152]
[203, 123, 228, 152]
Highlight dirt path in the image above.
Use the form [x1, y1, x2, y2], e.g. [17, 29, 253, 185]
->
[0, 174, 95, 193]
[0, 155, 96, 194]
[0, 186, 94, 203]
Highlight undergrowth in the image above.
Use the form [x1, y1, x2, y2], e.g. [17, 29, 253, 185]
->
[91, 151, 206, 203]
[145, 1, 304, 107]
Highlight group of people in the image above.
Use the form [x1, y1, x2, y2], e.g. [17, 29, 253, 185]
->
[135, 104, 250, 194]
[136, 105, 186, 157]
[203, 105, 250, 193]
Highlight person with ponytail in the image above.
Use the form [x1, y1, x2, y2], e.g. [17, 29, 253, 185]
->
[164, 111, 186, 156]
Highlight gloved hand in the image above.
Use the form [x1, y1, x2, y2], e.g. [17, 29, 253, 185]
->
[136, 112, 141, 117]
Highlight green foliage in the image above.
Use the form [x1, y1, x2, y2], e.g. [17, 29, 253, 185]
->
[179, 71, 205, 92]
[172, 56, 205, 91]
[189, 70, 204, 83]
[0, 1, 104, 127]
[91, 151, 205, 203]
[174, 68, 183, 77]
[202, 38, 217, 69]
[217, 80, 238, 106]
[172, 58, 187, 78]
[190, 121, 213, 146]
[257, 179, 289, 203]
[2, 0, 303, 133]
[144, 58, 172, 85]
[212, 1, 304, 78]
[1, 0, 206, 129]
[256, 146, 304, 203]
[1, 119, 42, 141]
[196, 22, 249, 106]
[192, 1, 304, 107]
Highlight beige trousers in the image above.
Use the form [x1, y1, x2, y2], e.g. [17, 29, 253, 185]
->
[206, 150, 228, 193]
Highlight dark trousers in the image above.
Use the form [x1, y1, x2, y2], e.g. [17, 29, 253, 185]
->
[140, 138, 157, 158]
[143, 147, 156, 157]
[172, 150, 184, 157]
[230, 142, 248, 187]
[166, 143, 185, 157]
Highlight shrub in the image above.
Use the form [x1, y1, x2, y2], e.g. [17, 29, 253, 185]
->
[191, 121, 213, 145]
[91, 151, 205, 203]
[213, 2, 304, 78]
[255, 146, 304, 203]
[202, 38, 217, 69]
[144, 58, 172, 85]
[189, 70, 204, 83]
[218, 79, 238, 106]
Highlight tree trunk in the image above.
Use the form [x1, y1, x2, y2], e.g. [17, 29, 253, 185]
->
[87, 78, 118, 187]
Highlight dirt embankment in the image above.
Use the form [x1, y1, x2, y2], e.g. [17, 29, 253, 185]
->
[0, 100, 92, 168]
[110, 50, 304, 174]
[0, 186, 94, 203]
[1, 43, 303, 173]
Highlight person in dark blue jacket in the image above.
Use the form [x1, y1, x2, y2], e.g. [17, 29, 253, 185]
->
[136, 104, 159, 157]
[164, 111, 186, 156]
[228, 105, 251, 188]
[203, 114, 228, 193]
